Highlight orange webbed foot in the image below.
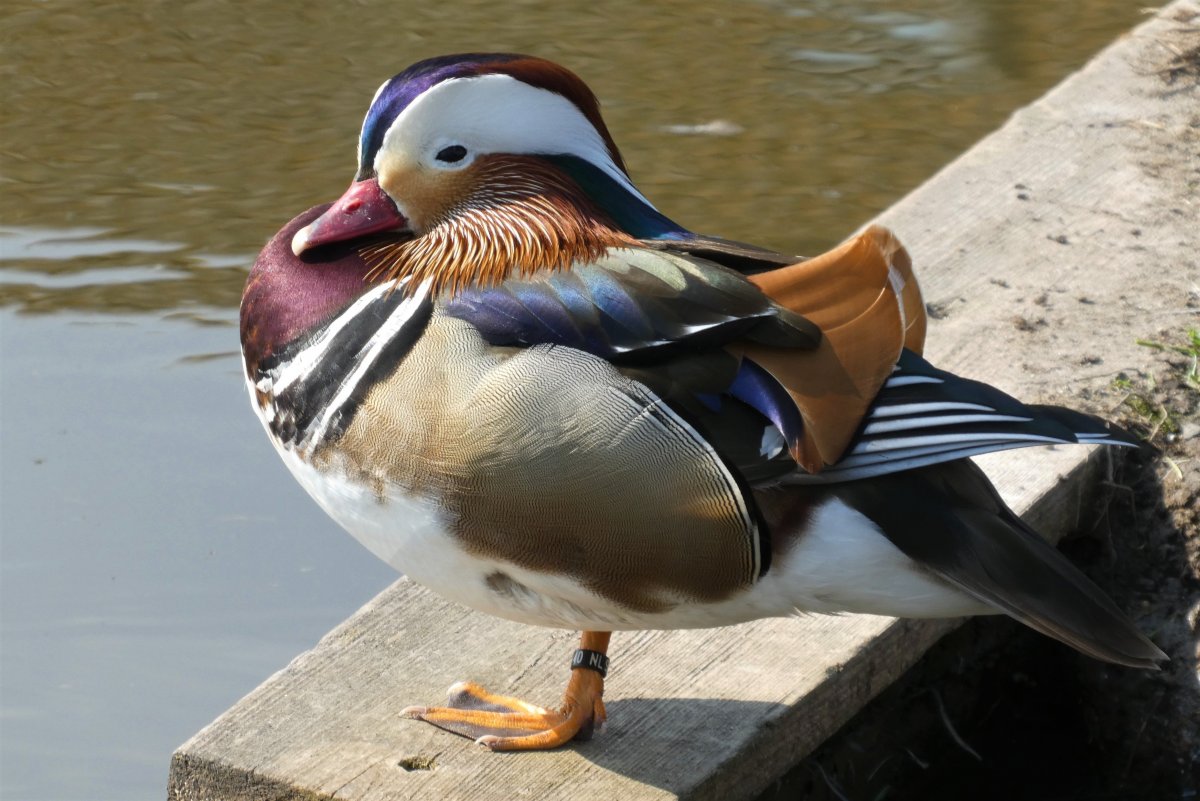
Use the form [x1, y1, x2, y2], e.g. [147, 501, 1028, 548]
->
[401, 631, 611, 752]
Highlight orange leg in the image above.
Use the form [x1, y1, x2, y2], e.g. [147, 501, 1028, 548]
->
[401, 631, 612, 751]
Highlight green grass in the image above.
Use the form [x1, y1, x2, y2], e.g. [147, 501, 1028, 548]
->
[1134, 327, 1200, 389]
[1111, 328, 1200, 442]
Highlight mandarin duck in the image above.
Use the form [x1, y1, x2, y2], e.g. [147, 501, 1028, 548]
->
[240, 53, 1165, 751]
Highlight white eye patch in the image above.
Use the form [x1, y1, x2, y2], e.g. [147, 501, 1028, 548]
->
[377, 73, 654, 207]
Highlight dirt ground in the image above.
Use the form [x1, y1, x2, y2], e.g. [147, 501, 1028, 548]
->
[759, 332, 1199, 801]
[1066, 330, 1200, 799]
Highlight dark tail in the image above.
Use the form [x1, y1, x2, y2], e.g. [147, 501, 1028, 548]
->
[838, 459, 1167, 669]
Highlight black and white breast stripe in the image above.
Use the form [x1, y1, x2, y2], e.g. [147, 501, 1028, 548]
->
[254, 278, 434, 453]
[789, 349, 1139, 484]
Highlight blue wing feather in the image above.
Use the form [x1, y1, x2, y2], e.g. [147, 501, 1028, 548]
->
[445, 249, 818, 359]
[728, 359, 805, 452]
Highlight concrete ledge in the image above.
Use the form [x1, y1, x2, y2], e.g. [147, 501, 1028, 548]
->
[170, 4, 1198, 799]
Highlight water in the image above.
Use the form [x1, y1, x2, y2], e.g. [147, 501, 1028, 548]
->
[0, 1, 1145, 798]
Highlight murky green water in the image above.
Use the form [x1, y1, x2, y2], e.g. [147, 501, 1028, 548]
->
[0, 1, 1145, 798]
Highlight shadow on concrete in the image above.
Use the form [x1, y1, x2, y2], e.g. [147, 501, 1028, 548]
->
[558, 695, 788, 796]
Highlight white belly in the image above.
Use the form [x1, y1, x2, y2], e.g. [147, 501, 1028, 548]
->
[272, 443, 666, 629]
[274, 441, 990, 631]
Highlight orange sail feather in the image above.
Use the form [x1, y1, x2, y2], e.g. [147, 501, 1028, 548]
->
[742, 226, 925, 472]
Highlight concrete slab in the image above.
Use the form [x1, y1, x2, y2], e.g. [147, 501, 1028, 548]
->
[169, 4, 1199, 800]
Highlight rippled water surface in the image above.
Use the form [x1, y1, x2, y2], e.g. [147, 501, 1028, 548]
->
[0, 1, 1146, 798]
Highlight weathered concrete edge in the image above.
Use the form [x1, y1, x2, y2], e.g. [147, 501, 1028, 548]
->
[165, 619, 970, 801]
[164, 620, 951, 801]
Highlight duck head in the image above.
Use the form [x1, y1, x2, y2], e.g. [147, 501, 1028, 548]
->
[291, 53, 687, 294]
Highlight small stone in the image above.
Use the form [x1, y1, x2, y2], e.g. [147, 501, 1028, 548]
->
[1012, 316, 1047, 333]
[926, 301, 952, 320]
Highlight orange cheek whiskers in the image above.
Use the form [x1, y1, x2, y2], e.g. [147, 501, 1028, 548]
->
[359, 160, 634, 298]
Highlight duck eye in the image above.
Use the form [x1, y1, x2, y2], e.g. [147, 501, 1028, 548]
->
[435, 145, 468, 164]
